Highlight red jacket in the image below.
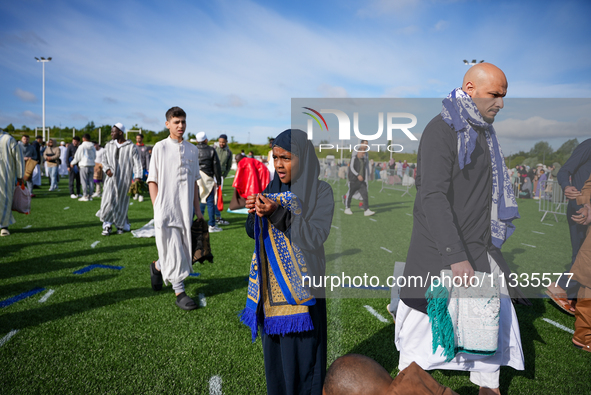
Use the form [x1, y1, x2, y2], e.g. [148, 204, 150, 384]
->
[232, 158, 270, 198]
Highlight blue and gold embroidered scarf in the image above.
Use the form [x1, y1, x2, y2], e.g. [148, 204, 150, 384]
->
[240, 191, 316, 342]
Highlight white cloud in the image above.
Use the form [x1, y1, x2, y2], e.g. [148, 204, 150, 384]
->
[317, 84, 349, 98]
[434, 20, 448, 31]
[22, 110, 41, 122]
[357, 0, 421, 17]
[215, 95, 246, 108]
[131, 112, 160, 127]
[71, 113, 89, 122]
[495, 116, 591, 140]
[14, 88, 37, 103]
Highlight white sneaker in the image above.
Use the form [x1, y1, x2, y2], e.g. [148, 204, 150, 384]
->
[138, 195, 144, 202]
[79, 196, 89, 202]
[364, 209, 375, 216]
[91, 192, 100, 198]
[70, 194, 78, 199]
[133, 194, 139, 200]
[208, 225, 223, 233]
[344, 208, 353, 215]
[386, 304, 396, 323]
[48, 187, 54, 191]
[0, 229, 10, 237]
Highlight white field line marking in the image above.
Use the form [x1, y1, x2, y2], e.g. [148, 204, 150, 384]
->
[91, 241, 100, 248]
[39, 289, 55, 303]
[23, 225, 31, 229]
[340, 208, 344, 211]
[209, 375, 222, 395]
[381, 247, 392, 253]
[371, 196, 375, 198]
[369, 218, 377, 222]
[364, 305, 389, 323]
[64, 207, 69, 210]
[0, 330, 19, 347]
[521, 243, 536, 248]
[331, 225, 339, 229]
[405, 213, 412, 216]
[198, 293, 207, 307]
[542, 318, 574, 335]
[541, 223, 554, 227]
[532, 231, 545, 235]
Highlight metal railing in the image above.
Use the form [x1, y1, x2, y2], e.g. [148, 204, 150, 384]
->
[538, 180, 567, 222]
[379, 169, 414, 197]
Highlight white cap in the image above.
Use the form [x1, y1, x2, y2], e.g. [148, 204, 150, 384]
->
[60, 141, 65, 146]
[196, 131, 207, 142]
[114, 122, 126, 133]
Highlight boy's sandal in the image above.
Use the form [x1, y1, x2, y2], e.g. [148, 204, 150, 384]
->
[572, 339, 591, 353]
[175, 293, 198, 311]
[150, 261, 163, 291]
[545, 289, 575, 315]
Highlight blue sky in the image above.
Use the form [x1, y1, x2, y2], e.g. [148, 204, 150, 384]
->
[1, 0, 590, 152]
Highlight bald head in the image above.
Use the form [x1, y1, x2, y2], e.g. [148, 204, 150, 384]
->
[323, 354, 392, 395]
[462, 62, 507, 123]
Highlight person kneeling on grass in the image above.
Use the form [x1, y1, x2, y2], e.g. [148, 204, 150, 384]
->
[241, 129, 334, 394]
[148, 106, 204, 311]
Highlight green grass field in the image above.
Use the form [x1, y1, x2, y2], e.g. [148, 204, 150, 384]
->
[1, 175, 590, 394]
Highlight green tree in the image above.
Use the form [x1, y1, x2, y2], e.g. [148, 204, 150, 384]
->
[556, 138, 579, 156]
[528, 141, 553, 157]
[4, 123, 15, 132]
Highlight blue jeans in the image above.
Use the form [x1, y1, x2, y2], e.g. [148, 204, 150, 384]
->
[48, 166, 59, 190]
[200, 189, 216, 227]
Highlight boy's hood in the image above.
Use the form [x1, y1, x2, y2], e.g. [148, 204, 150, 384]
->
[81, 141, 94, 148]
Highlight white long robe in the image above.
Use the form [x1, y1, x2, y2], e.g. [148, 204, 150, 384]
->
[148, 138, 200, 285]
[59, 146, 68, 175]
[98, 140, 142, 228]
[0, 131, 25, 227]
[395, 254, 524, 382]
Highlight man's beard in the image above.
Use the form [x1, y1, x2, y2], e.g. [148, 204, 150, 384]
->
[483, 115, 495, 124]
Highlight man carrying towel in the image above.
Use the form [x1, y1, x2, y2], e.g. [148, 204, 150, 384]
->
[395, 63, 528, 395]
[196, 132, 222, 233]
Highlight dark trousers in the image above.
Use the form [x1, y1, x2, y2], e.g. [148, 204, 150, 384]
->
[262, 299, 327, 395]
[69, 169, 81, 195]
[558, 203, 586, 298]
[346, 179, 369, 210]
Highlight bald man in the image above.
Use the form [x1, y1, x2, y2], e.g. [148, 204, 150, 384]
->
[396, 63, 528, 395]
[322, 354, 457, 395]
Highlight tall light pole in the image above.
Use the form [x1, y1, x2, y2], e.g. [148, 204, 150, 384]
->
[35, 57, 52, 141]
[463, 59, 484, 67]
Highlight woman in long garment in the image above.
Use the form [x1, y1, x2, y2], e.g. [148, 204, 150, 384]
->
[242, 129, 334, 395]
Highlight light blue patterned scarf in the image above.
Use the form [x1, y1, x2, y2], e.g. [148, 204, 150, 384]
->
[440, 88, 519, 248]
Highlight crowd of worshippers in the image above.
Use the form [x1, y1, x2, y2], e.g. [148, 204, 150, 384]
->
[2, 62, 591, 395]
[509, 163, 561, 200]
